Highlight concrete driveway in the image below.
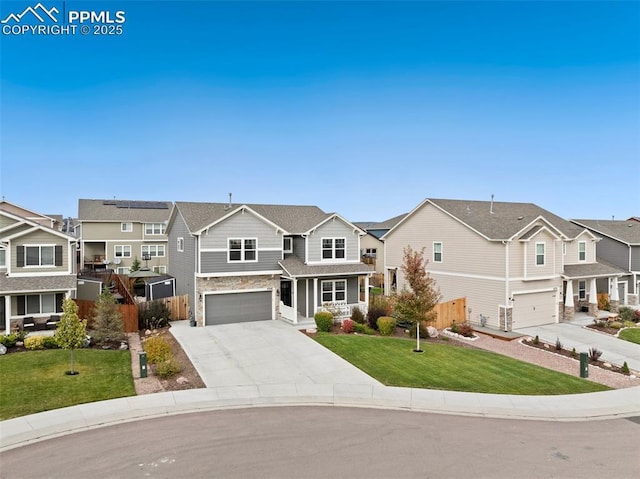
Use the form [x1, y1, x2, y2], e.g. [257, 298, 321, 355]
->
[169, 320, 381, 388]
[515, 321, 640, 371]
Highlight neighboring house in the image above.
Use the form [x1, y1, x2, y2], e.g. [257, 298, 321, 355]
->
[355, 213, 406, 275]
[0, 201, 78, 333]
[383, 198, 625, 332]
[167, 201, 372, 326]
[77, 199, 172, 275]
[570, 219, 640, 306]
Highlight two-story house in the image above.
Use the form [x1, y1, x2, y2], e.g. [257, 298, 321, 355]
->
[167, 201, 372, 326]
[0, 201, 77, 333]
[77, 199, 172, 275]
[570, 219, 640, 307]
[383, 198, 625, 331]
[355, 213, 406, 275]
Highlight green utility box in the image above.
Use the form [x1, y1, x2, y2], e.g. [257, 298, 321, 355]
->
[139, 351, 148, 378]
[579, 352, 588, 378]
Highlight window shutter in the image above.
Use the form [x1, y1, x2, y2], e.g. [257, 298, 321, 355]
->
[55, 245, 63, 266]
[17, 246, 24, 267]
[17, 296, 25, 315]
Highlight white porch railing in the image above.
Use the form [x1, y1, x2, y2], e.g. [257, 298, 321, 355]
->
[320, 301, 368, 320]
[279, 302, 297, 322]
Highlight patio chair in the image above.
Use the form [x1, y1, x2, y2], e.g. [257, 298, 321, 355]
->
[22, 317, 36, 331]
[46, 315, 61, 330]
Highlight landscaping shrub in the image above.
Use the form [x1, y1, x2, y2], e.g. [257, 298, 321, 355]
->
[408, 321, 429, 339]
[533, 335, 540, 345]
[90, 289, 126, 347]
[314, 311, 334, 332]
[0, 332, 25, 348]
[588, 347, 602, 362]
[571, 347, 577, 358]
[450, 321, 459, 334]
[618, 307, 634, 322]
[341, 318, 354, 334]
[634, 309, 640, 322]
[623, 321, 636, 328]
[377, 316, 396, 336]
[353, 323, 365, 334]
[593, 319, 609, 328]
[363, 325, 376, 335]
[139, 300, 172, 330]
[609, 321, 623, 330]
[622, 361, 630, 375]
[24, 335, 46, 350]
[456, 323, 475, 338]
[366, 304, 387, 331]
[144, 336, 172, 364]
[598, 295, 610, 311]
[351, 306, 365, 324]
[555, 337, 563, 351]
[155, 356, 182, 378]
[43, 336, 60, 349]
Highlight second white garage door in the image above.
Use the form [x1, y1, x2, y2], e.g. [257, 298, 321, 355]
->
[512, 291, 557, 329]
[205, 291, 272, 326]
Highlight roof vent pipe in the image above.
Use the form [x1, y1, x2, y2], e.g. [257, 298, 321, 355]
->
[490, 194, 494, 214]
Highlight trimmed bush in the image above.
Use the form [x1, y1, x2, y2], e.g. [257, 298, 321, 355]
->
[341, 318, 354, 334]
[0, 332, 25, 348]
[533, 335, 540, 345]
[618, 307, 634, 322]
[144, 336, 172, 364]
[363, 325, 376, 335]
[155, 356, 182, 378]
[456, 323, 475, 338]
[377, 316, 396, 336]
[24, 335, 46, 350]
[366, 304, 387, 330]
[609, 321, 623, 330]
[353, 323, 365, 334]
[43, 336, 60, 349]
[351, 306, 365, 324]
[621, 361, 630, 375]
[314, 311, 334, 332]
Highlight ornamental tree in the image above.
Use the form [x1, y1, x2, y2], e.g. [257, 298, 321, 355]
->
[54, 298, 87, 375]
[90, 289, 125, 347]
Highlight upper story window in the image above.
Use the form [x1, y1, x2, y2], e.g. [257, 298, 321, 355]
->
[26, 245, 54, 266]
[322, 238, 345, 260]
[535, 243, 545, 266]
[142, 244, 165, 257]
[114, 245, 131, 258]
[0, 248, 5, 267]
[177, 237, 184, 252]
[145, 223, 166, 235]
[578, 241, 586, 262]
[433, 242, 443, 263]
[121, 222, 133, 233]
[283, 237, 293, 253]
[228, 238, 257, 262]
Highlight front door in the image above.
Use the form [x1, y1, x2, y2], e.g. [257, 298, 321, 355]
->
[280, 280, 292, 307]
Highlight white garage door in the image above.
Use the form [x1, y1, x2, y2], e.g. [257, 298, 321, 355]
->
[205, 291, 272, 326]
[512, 291, 557, 329]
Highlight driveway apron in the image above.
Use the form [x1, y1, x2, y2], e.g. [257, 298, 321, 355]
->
[514, 322, 640, 371]
[169, 320, 381, 388]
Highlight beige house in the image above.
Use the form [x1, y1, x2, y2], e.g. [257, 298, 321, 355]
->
[355, 214, 406, 275]
[0, 201, 77, 333]
[78, 199, 172, 275]
[383, 198, 625, 331]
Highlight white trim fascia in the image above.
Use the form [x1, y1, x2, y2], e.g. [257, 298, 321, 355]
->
[196, 270, 282, 278]
[3, 226, 40, 241]
[1, 210, 76, 240]
[509, 215, 567, 241]
[7, 272, 77, 278]
[521, 275, 557, 282]
[3, 287, 77, 295]
[517, 224, 562, 242]
[193, 205, 290, 236]
[304, 213, 366, 236]
[429, 270, 505, 282]
[285, 271, 371, 279]
[202, 287, 271, 295]
[511, 287, 558, 296]
[0, 200, 56, 222]
[306, 260, 362, 266]
[0, 222, 28, 235]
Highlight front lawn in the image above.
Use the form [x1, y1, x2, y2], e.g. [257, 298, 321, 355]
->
[0, 349, 135, 420]
[313, 333, 610, 395]
[618, 328, 640, 345]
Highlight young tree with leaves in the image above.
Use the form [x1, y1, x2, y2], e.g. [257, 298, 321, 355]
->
[90, 289, 126, 347]
[130, 256, 141, 272]
[54, 298, 87, 375]
[393, 246, 442, 334]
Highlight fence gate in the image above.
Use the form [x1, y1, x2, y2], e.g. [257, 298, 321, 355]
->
[432, 297, 466, 330]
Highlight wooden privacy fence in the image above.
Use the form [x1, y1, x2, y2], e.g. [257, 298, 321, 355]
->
[431, 297, 466, 330]
[140, 294, 190, 321]
[73, 299, 139, 333]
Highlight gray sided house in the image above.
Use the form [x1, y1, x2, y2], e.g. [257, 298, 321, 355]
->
[1, 201, 78, 333]
[383, 198, 626, 332]
[571, 219, 640, 306]
[167, 201, 373, 326]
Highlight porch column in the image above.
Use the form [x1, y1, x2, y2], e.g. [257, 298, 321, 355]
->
[292, 279, 298, 324]
[564, 280, 574, 322]
[364, 275, 370, 313]
[4, 295, 10, 334]
[313, 277, 318, 317]
[610, 276, 620, 313]
[305, 279, 309, 317]
[588, 278, 598, 315]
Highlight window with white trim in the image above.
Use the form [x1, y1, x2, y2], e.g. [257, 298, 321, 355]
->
[153, 265, 167, 274]
[283, 237, 293, 253]
[228, 238, 257, 262]
[121, 222, 133, 233]
[322, 280, 346, 303]
[361, 248, 377, 258]
[578, 280, 586, 300]
[27, 294, 57, 314]
[116, 267, 131, 275]
[26, 245, 54, 266]
[578, 241, 586, 262]
[322, 238, 345, 260]
[145, 223, 166, 235]
[114, 245, 131, 258]
[0, 248, 5, 267]
[535, 243, 545, 266]
[433, 242, 443, 263]
[177, 237, 184, 252]
[142, 244, 165, 257]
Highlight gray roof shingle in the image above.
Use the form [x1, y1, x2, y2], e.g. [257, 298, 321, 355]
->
[562, 262, 626, 279]
[78, 199, 172, 222]
[571, 219, 640, 246]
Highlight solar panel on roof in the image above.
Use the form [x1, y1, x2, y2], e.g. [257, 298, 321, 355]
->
[103, 200, 117, 205]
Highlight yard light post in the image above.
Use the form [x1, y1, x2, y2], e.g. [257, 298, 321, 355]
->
[142, 252, 151, 269]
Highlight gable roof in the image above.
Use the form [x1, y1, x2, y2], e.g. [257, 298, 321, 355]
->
[78, 199, 172, 222]
[571, 219, 640, 246]
[0, 209, 77, 242]
[174, 202, 332, 235]
[385, 198, 584, 241]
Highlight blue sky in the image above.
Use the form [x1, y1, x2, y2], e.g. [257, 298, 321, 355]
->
[1, 0, 639, 222]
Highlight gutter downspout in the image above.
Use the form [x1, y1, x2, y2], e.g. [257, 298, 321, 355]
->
[503, 240, 510, 332]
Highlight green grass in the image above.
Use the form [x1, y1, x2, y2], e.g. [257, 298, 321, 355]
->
[0, 349, 135, 420]
[314, 333, 610, 395]
[618, 327, 640, 345]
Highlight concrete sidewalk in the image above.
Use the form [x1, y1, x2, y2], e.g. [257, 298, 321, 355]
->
[515, 322, 640, 371]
